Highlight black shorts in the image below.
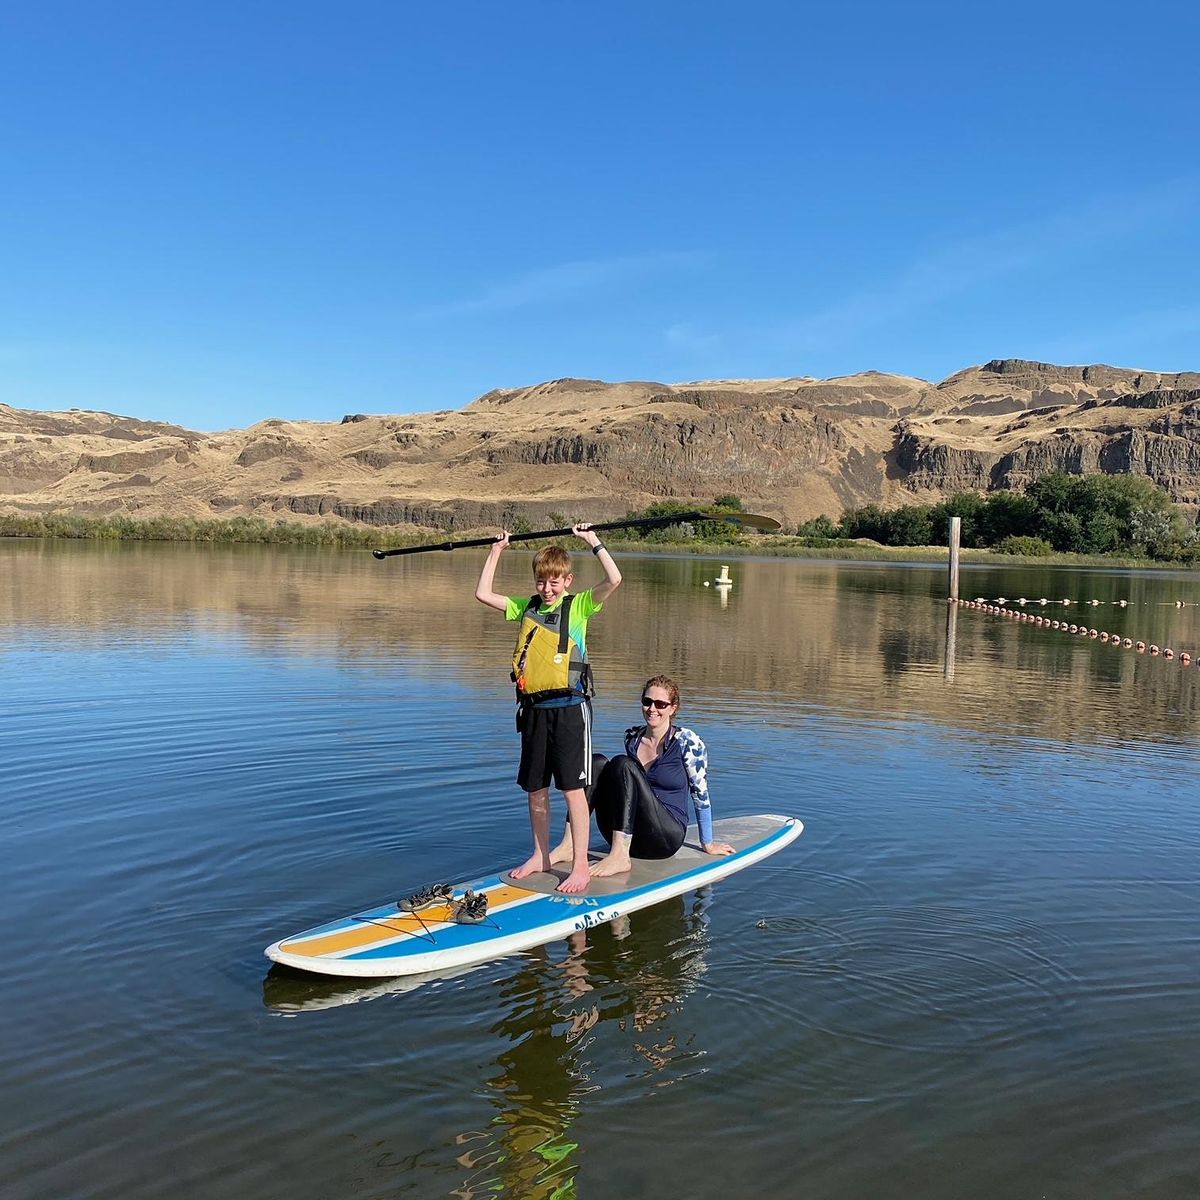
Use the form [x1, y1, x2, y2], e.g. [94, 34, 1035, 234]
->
[517, 700, 594, 793]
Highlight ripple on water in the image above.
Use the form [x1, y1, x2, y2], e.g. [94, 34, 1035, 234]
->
[707, 901, 1079, 1106]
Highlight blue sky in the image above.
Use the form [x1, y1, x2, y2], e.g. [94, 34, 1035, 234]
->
[1, 1, 1197, 431]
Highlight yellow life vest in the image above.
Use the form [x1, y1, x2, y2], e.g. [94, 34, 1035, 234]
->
[511, 594, 593, 704]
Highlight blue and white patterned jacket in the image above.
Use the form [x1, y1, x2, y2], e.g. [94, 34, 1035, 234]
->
[623, 724, 714, 844]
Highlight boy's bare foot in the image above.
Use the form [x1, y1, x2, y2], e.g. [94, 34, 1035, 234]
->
[510, 852, 551, 880]
[556, 868, 591, 894]
[589, 852, 632, 878]
[549, 835, 573, 865]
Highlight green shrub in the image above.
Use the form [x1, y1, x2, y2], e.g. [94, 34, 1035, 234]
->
[996, 534, 1054, 556]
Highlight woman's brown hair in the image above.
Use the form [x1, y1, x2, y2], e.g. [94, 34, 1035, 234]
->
[642, 674, 680, 710]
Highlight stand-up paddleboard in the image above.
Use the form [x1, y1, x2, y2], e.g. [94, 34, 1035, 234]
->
[265, 814, 802, 978]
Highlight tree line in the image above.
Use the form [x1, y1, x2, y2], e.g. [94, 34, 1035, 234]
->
[806, 473, 1200, 562]
[0, 513, 384, 547]
[5, 478, 1197, 561]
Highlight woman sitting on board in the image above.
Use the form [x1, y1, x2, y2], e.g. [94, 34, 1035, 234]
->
[553, 674, 736, 877]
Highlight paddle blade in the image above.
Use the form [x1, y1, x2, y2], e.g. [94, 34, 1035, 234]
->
[709, 511, 781, 532]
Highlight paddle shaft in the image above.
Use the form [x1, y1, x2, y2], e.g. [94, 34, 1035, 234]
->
[373, 510, 731, 559]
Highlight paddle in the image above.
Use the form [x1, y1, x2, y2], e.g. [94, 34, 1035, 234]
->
[371, 510, 780, 559]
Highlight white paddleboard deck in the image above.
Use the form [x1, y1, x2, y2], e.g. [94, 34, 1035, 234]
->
[265, 814, 803, 978]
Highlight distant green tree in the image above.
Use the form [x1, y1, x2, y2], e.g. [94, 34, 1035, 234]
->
[886, 505, 934, 546]
[1130, 509, 1179, 559]
[796, 515, 839, 539]
[1080, 509, 1122, 554]
[1039, 509, 1085, 552]
[1023, 472, 1181, 553]
[977, 492, 1039, 546]
[838, 505, 892, 543]
[619, 501, 701, 542]
[929, 492, 987, 547]
[711, 493, 744, 511]
[1024, 471, 1076, 516]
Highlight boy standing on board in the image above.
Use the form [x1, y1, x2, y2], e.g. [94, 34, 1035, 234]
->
[476, 523, 622, 894]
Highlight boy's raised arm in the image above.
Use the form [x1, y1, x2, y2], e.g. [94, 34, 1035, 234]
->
[573, 522, 622, 604]
[475, 531, 511, 612]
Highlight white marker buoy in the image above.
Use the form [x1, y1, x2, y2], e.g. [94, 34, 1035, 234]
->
[715, 565, 732, 585]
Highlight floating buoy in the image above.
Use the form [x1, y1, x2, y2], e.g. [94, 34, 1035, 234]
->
[996, 597, 1007, 605]
[1150, 644, 1160, 656]
[1181, 653, 1192, 665]
[1136, 641, 1147, 653]
[1062, 599, 1072, 606]
[715, 565, 732, 585]
[1089, 629, 1099, 638]
[1038, 598, 1049, 605]
[1101, 632, 1110, 641]
[1164, 648, 1175, 659]
[703, 581, 711, 587]
[1069, 624, 1079, 633]
[1017, 597, 1028, 606]
[1117, 600, 1128, 608]
[1123, 637, 1133, 648]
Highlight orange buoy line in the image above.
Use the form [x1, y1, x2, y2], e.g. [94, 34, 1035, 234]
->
[950, 598, 1194, 666]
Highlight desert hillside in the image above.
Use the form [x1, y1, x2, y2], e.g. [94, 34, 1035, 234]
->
[2, 359, 1199, 532]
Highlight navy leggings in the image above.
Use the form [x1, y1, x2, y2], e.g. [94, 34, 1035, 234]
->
[587, 753, 686, 860]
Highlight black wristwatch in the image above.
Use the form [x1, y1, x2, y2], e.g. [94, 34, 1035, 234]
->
[591, 543, 606, 556]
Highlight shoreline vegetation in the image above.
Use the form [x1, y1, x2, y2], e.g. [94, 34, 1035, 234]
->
[1, 505, 1195, 572]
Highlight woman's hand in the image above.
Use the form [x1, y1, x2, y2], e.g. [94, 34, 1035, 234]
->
[702, 841, 736, 856]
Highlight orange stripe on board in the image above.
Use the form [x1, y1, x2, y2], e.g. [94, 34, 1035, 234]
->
[281, 884, 537, 958]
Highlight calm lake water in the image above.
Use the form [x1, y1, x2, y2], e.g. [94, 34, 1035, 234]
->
[3, 539, 1200, 1199]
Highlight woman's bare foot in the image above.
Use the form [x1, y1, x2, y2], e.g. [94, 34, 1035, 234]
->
[589, 852, 632, 878]
[510, 852, 551, 880]
[556, 868, 591, 894]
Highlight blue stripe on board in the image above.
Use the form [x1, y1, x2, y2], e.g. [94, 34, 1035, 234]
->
[342, 820, 795, 962]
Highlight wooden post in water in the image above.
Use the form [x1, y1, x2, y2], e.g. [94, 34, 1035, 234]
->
[944, 598, 958, 682]
[948, 516, 961, 601]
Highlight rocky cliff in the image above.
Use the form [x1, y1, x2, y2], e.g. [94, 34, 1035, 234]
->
[2, 359, 1198, 532]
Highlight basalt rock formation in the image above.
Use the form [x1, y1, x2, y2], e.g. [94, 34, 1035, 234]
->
[2, 359, 1198, 532]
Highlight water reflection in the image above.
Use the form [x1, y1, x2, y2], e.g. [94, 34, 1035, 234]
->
[4, 539, 1198, 750]
[262, 895, 711, 1198]
[944, 601, 958, 683]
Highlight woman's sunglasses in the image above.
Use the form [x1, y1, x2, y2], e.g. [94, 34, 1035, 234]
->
[641, 696, 672, 710]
